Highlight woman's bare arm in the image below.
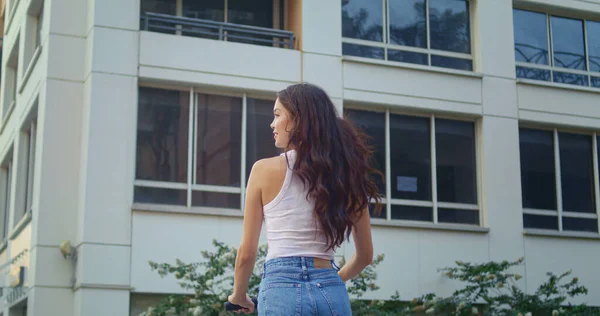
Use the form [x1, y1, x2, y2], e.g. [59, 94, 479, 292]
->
[338, 208, 373, 282]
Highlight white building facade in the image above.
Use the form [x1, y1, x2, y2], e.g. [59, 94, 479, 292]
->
[0, 0, 599, 315]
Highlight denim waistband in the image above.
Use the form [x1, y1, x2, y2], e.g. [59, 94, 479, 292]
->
[263, 256, 340, 270]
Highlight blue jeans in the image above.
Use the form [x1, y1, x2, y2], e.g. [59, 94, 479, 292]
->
[257, 257, 352, 316]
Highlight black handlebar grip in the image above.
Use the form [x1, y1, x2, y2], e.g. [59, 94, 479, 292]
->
[225, 297, 259, 312]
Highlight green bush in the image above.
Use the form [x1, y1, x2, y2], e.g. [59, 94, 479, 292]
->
[139, 240, 598, 316]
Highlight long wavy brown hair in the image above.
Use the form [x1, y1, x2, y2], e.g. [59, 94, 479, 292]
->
[276, 83, 383, 251]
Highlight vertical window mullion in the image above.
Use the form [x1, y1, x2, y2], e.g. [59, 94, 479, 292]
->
[431, 115, 438, 224]
[224, 0, 229, 22]
[474, 119, 482, 226]
[385, 109, 391, 221]
[547, 14, 555, 81]
[594, 133, 600, 233]
[240, 94, 248, 212]
[26, 122, 36, 212]
[554, 129, 563, 231]
[187, 88, 195, 208]
[381, 0, 390, 60]
[425, 0, 431, 66]
[176, 0, 183, 16]
[6, 161, 12, 235]
[584, 19, 592, 87]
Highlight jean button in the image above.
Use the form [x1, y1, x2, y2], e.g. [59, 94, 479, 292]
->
[316, 283, 321, 288]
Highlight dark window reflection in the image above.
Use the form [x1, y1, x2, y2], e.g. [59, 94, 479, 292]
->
[192, 191, 241, 209]
[438, 208, 479, 225]
[182, 0, 224, 21]
[523, 214, 558, 230]
[429, 0, 470, 54]
[588, 21, 600, 72]
[390, 115, 431, 201]
[196, 94, 242, 187]
[435, 119, 477, 204]
[141, 0, 178, 34]
[559, 132, 595, 213]
[592, 77, 600, 88]
[136, 87, 189, 183]
[246, 98, 280, 182]
[134, 187, 187, 205]
[228, 0, 273, 28]
[342, 0, 383, 42]
[431, 55, 472, 71]
[181, 0, 224, 39]
[391, 205, 432, 221]
[551, 16, 586, 70]
[342, 43, 385, 60]
[345, 109, 386, 195]
[389, 0, 426, 48]
[519, 128, 556, 210]
[562, 217, 598, 233]
[388, 49, 427, 65]
[142, 0, 176, 15]
[553, 72, 589, 87]
[513, 9, 549, 65]
[516, 66, 551, 81]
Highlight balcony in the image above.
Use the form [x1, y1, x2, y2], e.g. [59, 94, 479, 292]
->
[140, 12, 295, 49]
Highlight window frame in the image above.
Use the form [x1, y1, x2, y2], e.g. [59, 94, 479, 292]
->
[341, 0, 475, 71]
[344, 105, 482, 227]
[513, 8, 600, 89]
[0, 151, 14, 243]
[133, 84, 277, 213]
[142, 0, 285, 28]
[1, 33, 20, 131]
[520, 125, 600, 234]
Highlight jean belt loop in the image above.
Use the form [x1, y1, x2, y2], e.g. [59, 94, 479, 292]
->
[331, 260, 340, 272]
[301, 257, 307, 273]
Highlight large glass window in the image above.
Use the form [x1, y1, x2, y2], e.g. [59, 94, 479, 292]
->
[345, 108, 479, 225]
[345, 109, 386, 219]
[513, 9, 600, 89]
[140, 0, 289, 48]
[134, 87, 279, 211]
[519, 128, 599, 233]
[342, 0, 473, 71]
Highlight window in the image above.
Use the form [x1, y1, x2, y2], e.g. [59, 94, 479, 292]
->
[15, 118, 37, 224]
[345, 108, 479, 225]
[134, 87, 279, 211]
[519, 128, 599, 233]
[140, 0, 290, 48]
[3, 35, 20, 122]
[0, 153, 13, 241]
[513, 9, 600, 89]
[20, 0, 44, 91]
[342, 0, 473, 71]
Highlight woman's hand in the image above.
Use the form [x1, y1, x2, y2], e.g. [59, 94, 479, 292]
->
[228, 293, 255, 314]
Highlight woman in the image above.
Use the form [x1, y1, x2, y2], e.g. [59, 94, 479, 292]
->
[227, 83, 382, 315]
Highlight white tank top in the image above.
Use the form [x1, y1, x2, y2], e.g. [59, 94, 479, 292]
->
[263, 150, 335, 261]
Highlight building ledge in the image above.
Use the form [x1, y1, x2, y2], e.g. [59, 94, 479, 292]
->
[342, 56, 484, 79]
[516, 78, 600, 95]
[523, 229, 600, 240]
[132, 203, 243, 218]
[370, 218, 489, 234]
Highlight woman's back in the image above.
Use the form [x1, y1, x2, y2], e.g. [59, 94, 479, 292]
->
[261, 150, 334, 262]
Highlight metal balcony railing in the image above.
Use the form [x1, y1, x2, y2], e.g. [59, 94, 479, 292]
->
[140, 12, 295, 49]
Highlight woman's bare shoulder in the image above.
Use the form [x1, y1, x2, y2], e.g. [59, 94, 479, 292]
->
[250, 155, 286, 177]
